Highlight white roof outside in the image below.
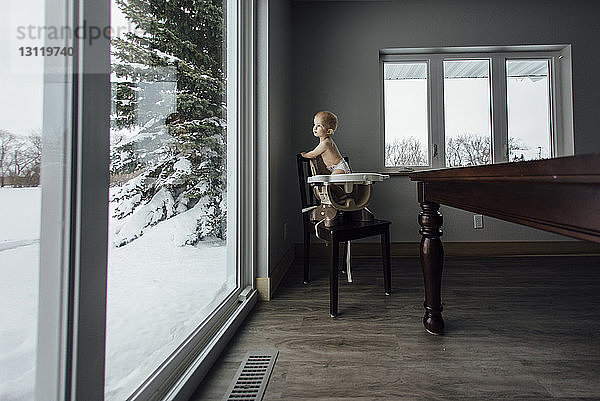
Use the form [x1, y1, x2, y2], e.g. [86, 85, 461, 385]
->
[384, 59, 549, 80]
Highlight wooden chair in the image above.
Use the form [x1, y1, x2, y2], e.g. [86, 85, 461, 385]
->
[296, 153, 392, 317]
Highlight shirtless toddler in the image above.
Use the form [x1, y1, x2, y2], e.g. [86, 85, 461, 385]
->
[300, 111, 350, 174]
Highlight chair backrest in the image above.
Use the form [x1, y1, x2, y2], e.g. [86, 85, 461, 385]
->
[296, 153, 350, 210]
[297, 154, 319, 210]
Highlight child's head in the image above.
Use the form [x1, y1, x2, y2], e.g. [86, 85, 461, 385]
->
[313, 111, 338, 137]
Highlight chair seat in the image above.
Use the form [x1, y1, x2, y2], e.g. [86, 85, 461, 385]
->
[314, 219, 391, 242]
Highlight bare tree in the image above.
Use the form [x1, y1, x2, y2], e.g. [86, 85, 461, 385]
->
[446, 133, 491, 167]
[388, 133, 531, 169]
[445, 136, 464, 167]
[385, 136, 427, 166]
[11, 133, 42, 185]
[22, 132, 42, 174]
[0, 130, 17, 187]
[0, 130, 42, 187]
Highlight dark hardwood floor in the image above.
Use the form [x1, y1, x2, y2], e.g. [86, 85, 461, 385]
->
[191, 255, 600, 400]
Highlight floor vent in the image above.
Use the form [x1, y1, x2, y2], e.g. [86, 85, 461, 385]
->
[222, 350, 279, 401]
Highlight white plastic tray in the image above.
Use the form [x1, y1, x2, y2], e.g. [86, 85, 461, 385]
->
[307, 172, 389, 185]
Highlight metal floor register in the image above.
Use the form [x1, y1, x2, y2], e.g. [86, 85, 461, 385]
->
[222, 350, 279, 401]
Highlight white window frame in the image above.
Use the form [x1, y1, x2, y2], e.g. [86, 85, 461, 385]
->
[379, 45, 574, 172]
[35, 0, 257, 400]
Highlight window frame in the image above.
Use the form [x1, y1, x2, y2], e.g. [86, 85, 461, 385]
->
[380, 58, 433, 168]
[379, 45, 573, 172]
[35, 0, 257, 400]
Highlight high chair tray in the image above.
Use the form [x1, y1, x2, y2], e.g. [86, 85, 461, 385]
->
[307, 172, 389, 185]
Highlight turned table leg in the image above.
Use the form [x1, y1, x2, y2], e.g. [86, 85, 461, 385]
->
[418, 201, 444, 335]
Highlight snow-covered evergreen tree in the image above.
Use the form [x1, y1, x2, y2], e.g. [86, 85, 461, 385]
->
[110, 0, 226, 246]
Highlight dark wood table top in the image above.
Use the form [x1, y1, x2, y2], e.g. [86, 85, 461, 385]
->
[409, 153, 600, 243]
[409, 152, 600, 184]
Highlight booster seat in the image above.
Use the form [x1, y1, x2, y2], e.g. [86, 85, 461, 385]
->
[297, 153, 392, 290]
[306, 155, 389, 227]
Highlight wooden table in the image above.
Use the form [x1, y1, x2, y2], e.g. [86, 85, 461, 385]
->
[409, 153, 600, 335]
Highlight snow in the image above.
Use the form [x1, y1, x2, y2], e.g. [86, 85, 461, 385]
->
[110, 125, 143, 147]
[105, 204, 234, 400]
[112, 187, 176, 246]
[0, 244, 38, 401]
[0, 188, 40, 245]
[0, 187, 235, 401]
[110, 125, 174, 174]
[173, 157, 192, 174]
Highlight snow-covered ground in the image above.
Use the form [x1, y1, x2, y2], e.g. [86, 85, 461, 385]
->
[0, 188, 40, 401]
[0, 187, 234, 401]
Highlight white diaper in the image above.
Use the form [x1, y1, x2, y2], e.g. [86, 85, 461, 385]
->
[327, 159, 351, 173]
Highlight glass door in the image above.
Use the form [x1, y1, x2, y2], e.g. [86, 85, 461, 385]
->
[0, 1, 45, 399]
[105, 1, 239, 399]
[2, 0, 252, 398]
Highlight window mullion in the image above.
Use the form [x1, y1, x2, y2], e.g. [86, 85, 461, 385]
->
[557, 46, 574, 156]
[379, 59, 385, 171]
[549, 56, 560, 157]
[429, 56, 445, 168]
[491, 54, 508, 163]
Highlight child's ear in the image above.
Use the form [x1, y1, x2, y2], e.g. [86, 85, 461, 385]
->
[327, 128, 334, 135]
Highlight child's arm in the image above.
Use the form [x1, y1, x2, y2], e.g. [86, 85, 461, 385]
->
[301, 140, 329, 159]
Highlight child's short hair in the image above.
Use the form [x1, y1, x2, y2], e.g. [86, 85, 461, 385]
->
[316, 111, 338, 132]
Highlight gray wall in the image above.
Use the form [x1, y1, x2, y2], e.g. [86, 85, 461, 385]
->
[269, 0, 294, 274]
[289, 0, 600, 243]
[257, 0, 294, 277]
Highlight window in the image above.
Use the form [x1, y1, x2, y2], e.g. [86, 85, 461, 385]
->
[506, 59, 552, 161]
[383, 62, 429, 166]
[19, 0, 257, 400]
[443, 59, 492, 167]
[1, 2, 44, 400]
[105, 1, 242, 398]
[380, 46, 573, 170]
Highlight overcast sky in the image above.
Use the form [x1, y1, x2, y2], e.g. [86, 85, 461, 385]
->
[0, 1, 45, 136]
[0, 0, 130, 136]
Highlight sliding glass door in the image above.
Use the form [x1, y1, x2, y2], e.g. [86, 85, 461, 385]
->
[0, 2, 45, 400]
[5, 0, 256, 399]
[105, 0, 239, 399]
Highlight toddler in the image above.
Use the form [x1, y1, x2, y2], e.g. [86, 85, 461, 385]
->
[301, 111, 350, 174]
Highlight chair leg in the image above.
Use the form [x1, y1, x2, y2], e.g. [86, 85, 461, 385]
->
[303, 223, 310, 284]
[381, 227, 391, 295]
[330, 238, 339, 317]
[340, 241, 347, 274]
[346, 241, 352, 283]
